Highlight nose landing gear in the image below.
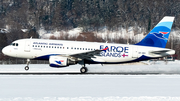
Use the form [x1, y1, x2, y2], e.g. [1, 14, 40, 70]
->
[25, 59, 30, 71]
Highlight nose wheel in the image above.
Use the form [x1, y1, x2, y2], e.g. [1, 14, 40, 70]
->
[25, 66, 29, 70]
[25, 59, 30, 71]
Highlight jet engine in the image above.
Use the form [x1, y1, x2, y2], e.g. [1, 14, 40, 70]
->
[49, 56, 76, 67]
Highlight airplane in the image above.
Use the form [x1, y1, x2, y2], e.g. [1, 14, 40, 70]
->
[2, 16, 175, 73]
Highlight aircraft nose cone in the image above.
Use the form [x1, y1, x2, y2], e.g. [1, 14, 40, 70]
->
[2, 47, 8, 55]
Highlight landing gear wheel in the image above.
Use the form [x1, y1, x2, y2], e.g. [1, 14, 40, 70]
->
[80, 67, 88, 73]
[25, 66, 29, 71]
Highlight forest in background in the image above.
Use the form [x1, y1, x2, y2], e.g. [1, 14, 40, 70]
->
[0, 0, 180, 60]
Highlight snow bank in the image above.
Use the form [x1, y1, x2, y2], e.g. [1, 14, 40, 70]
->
[38, 27, 83, 39]
[37, 27, 180, 44]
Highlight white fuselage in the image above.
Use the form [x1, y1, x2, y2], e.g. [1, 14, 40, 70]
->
[2, 39, 175, 64]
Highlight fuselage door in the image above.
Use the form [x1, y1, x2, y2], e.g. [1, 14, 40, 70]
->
[24, 41, 31, 52]
[132, 47, 138, 58]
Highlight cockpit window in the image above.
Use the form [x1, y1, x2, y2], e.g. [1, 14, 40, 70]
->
[12, 43, 15, 46]
[10, 43, 18, 47]
[11, 43, 13, 46]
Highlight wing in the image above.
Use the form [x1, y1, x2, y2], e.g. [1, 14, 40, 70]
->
[58, 47, 108, 60]
[70, 49, 104, 60]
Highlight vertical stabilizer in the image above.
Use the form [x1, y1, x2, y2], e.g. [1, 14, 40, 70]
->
[135, 16, 175, 48]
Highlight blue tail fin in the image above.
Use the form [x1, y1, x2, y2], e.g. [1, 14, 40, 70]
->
[135, 16, 175, 48]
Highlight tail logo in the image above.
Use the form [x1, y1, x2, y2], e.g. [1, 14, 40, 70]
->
[150, 31, 169, 40]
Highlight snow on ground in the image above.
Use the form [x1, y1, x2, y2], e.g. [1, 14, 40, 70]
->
[37, 26, 146, 42]
[1, 97, 180, 101]
[0, 61, 180, 101]
[37, 27, 180, 45]
[0, 75, 180, 101]
[38, 27, 82, 39]
[0, 60, 180, 74]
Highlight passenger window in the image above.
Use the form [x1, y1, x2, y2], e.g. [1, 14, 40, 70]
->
[16, 43, 18, 46]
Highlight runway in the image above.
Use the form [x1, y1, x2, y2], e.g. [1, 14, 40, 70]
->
[0, 75, 180, 101]
[0, 60, 180, 74]
[0, 62, 180, 100]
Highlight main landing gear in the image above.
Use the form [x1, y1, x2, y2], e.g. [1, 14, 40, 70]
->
[25, 59, 30, 71]
[80, 67, 88, 73]
[80, 61, 88, 73]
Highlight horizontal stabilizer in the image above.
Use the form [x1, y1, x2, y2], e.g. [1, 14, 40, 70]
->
[150, 49, 175, 56]
[150, 50, 169, 54]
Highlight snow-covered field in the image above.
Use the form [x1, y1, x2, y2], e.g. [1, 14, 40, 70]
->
[0, 61, 180, 101]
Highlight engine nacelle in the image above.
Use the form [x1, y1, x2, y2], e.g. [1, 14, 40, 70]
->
[49, 56, 76, 68]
